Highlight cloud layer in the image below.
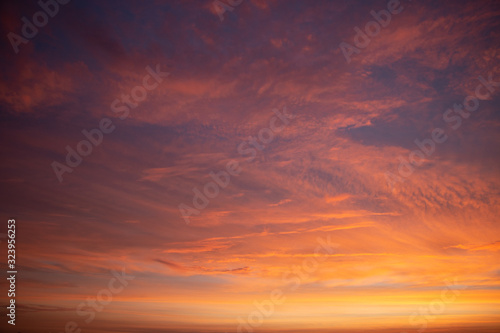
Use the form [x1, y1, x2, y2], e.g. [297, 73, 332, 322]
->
[0, 0, 499, 332]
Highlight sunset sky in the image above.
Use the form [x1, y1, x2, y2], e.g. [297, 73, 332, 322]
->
[0, 0, 499, 332]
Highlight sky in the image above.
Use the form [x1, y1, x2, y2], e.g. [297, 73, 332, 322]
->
[0, 0, 499, 332]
